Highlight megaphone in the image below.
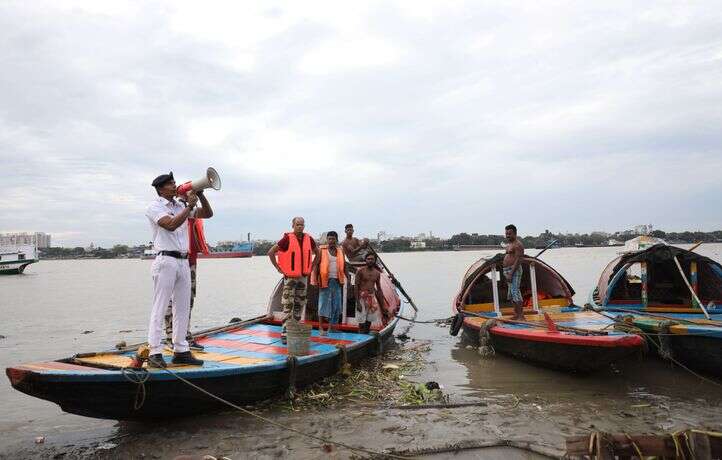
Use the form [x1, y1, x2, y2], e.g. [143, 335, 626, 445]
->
[176, 167, 221, 196]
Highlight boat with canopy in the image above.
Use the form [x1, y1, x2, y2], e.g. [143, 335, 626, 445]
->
[451, 253, 644, 373]
[589, 243, 722, 377]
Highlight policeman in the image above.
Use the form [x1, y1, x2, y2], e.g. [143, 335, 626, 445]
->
[144, 172, 205, 368]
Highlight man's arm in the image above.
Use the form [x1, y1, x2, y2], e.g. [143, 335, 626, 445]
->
[267, 244, 283, 274]
[375, 275, 385, 308]
[194, 191, 213, 219]
[511, 243, 523, 274]
[156, 194, 198, 231]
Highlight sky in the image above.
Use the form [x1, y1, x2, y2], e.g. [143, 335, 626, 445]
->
[1, 1, 721, 246]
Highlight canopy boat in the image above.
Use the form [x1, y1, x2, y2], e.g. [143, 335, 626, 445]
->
[589, 243, 722, 376]
[5, 264, 401, 420]
[0, 245, 38, 274]
[451, 254, 644, 373]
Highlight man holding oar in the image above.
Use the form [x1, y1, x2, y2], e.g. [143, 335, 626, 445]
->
[503, 224, 525, 320]
[268, 217, 320, 344]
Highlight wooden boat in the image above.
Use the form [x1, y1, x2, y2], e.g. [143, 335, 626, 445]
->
[451, 253, 644, 373]
[5, 264, 401, 420]
[0, 245, 38, 274]
[589, 243, 722, 377]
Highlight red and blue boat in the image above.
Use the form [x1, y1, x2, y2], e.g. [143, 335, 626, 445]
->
[5, 265, 401, 419]
[451, 253, 644, 373]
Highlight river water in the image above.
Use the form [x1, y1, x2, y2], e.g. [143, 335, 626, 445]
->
[1, 245, 721, 457]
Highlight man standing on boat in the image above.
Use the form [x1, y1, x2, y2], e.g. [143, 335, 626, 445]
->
[355, 252, 386, 334]
[144, 172, 206, 368]
[312, 231, 349, 335]
[503, 224, 525, 320]
[342, 224, 369, 262]
[268, 217, 320, 344]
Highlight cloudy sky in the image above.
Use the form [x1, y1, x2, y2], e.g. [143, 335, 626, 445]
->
[2, 1, 721, 246]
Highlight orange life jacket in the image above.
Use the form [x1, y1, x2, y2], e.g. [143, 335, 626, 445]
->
[277, 232, 313, 278]
[317, 245, 345, 287]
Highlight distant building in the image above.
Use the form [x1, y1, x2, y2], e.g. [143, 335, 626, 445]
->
[410, 240, 426, 249]
[0, 232, 51, 248]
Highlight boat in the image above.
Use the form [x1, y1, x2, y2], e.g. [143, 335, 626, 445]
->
[451, 253, 644, 372]
[5, 261, 402, 420]
[197, 241, 254, 259]
[589, 243, 722, 376]
[619, 235, 666, 253]
[0, 245, 39, 274]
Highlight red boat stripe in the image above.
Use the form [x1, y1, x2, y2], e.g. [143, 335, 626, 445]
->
[196, 338, 317, 355]
[16, 362, 108, 372]
[227, 328, 354, 346]
[489, 326, 644, 347]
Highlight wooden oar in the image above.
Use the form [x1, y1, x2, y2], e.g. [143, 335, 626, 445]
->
[368, 247, 419, 312]
[533, 239, 558, 259]
[604, 307, 722, 327]
[688, 241, 703, 252]
[461, 309, 608, 336]
[84, 314, 271, 357]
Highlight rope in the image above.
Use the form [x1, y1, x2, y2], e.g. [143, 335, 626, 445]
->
[389, 438, 562, 458]
[396, 315, 452, 324]
[478, 319, 497, 358]
[371, 331, 383, 355]
[286, 356, 298, 399]
[158, 366, 411, 459]
[623, 432, 644, 458]
[335, 344, 351, 377]
[121, 367, 149, 411]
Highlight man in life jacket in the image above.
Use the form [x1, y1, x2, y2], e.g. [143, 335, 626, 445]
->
[311, 231, 349, 336]
[268, 217, 319, 344]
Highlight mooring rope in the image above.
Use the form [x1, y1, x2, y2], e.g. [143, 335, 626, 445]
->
[158, 366, 412, 459]
[121, 367, 149, 410]
[396, 315, 453, 324]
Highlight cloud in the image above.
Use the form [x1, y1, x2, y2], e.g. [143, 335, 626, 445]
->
[1, 1, 721, 246]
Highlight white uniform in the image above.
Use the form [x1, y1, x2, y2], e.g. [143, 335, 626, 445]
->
[145, 197, 195, 355]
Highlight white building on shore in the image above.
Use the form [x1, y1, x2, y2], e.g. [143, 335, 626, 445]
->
[0, 232, 51, 248]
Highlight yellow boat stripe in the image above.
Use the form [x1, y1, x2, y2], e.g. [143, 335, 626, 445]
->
[75, 350, 270, 369]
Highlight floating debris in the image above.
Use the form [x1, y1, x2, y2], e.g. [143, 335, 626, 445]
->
[280, 341, 435, 411]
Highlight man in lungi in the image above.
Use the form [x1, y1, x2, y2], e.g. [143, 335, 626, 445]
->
[503, 224, 525, 320]
[312, 231, 349, 335]
[354, 253, 387, 334]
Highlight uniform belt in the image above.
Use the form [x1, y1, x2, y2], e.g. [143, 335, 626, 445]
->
[157, 250, 188, 259]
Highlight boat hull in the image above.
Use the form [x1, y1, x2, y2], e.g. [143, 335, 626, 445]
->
[460, 319, 643, 373]
[197, 251, 252, 259]
[0, 260, 37, 274]
[6, 319, 397, 420]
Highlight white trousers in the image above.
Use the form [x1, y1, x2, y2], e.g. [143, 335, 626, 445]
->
[148, 255, 191, 355]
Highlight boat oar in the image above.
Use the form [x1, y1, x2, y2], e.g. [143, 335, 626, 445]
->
[460, 309, 608, 336]
[672, 254, 711, 319]
[368, 247, 419, 312]
[100, 314, 270, 355]
[533, 239, 558, 259]
[688, 241, 703, 252]
[603, 307, 722, 327]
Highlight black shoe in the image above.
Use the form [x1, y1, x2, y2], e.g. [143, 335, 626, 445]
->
[172, 351, 204, 366]
[281, 334, 287, 345]
[147, 354, 167, 368]
[188, 340, 204, 351]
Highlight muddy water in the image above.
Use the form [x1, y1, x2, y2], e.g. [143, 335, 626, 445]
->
[1, 245, 721, 458]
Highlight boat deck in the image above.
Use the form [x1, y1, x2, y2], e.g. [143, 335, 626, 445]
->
[9, 323, 373, 382]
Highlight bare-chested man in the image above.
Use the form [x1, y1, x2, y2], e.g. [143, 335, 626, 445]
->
[341, 224, 369, 262]
[354, 253, 386, 334]
[503, 224, 525, 320]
